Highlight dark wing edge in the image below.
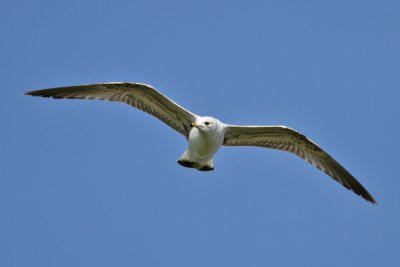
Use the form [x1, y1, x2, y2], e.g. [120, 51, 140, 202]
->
[25, 82, 197, 138]
[223, 125, 377, 204]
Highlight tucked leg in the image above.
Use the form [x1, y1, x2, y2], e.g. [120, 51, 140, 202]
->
[198, 165, 214, 172]
[177, 159, 196, 169]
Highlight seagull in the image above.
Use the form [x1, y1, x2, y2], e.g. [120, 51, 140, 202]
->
[25, 82, 376, 204]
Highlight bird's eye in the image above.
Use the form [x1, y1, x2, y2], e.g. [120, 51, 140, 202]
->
[205, 121, 210, 126]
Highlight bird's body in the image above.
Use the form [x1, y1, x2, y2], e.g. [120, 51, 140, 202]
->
[26, 82, 377, 204]
[179, 117, 225, 171]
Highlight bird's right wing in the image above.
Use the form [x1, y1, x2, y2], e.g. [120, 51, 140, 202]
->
[25, 82, 197, 138]
[223, 125, 376, 204]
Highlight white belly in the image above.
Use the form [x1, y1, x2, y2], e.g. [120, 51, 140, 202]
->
[185, 128, 224, 164]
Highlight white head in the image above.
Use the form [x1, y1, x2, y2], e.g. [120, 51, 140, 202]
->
[191, 116, 224, 134]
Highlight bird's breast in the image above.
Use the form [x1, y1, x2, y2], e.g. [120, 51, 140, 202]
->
[188, 129, 224, 159]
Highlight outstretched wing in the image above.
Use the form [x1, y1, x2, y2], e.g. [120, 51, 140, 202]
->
[26, 82, 197, 138]
[223, 125, 376, 204]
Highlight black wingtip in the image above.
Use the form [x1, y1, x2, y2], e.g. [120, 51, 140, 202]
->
[359, 191, 377, 205]
[370, 197, 378, 205]
[24, 89, 57, 98]
[354, 186, 377, 205]
[360, 187, 378, 205]
[25, 90, 44, 97]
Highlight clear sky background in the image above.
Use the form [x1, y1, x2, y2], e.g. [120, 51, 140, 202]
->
[1, 0, 399, 266]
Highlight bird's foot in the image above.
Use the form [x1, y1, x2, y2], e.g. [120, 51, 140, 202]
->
[177, 159, 197, 168]
[177, 160, 214, 172]
[198, 165, 214, 172]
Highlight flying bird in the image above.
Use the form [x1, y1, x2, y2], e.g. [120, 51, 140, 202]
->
[25, 82, 376, 204]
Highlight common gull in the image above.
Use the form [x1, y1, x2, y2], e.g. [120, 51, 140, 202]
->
[26, 82, 376, 204]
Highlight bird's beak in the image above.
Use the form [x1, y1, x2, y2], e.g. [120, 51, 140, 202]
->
[191, 122, 198, 128]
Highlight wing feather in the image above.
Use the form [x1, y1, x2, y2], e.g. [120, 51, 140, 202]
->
[25, 82, 197, 138]
[223, 125, 376, 204]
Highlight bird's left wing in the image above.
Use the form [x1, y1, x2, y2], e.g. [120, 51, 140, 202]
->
[25, 82, 197, 138]
[223, 125, 376, 204]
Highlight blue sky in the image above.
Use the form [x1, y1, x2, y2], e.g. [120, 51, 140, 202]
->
[1, 0, 399, 266]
